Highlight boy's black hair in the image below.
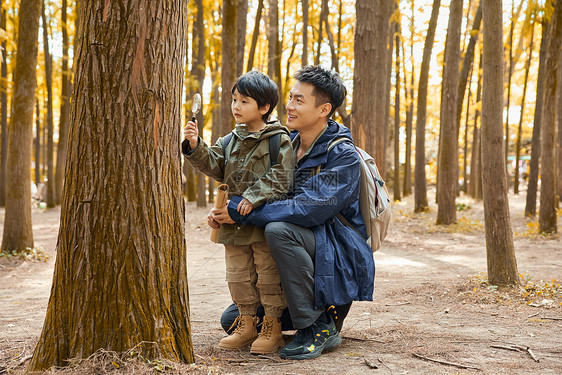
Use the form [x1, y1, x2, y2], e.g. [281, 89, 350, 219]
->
[294, 65, 347, 118]
[232, 71, 279, 121]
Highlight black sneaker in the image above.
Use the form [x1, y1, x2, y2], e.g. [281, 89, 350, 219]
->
[279, 313, 342, 360]
[327, 303, 352, 332]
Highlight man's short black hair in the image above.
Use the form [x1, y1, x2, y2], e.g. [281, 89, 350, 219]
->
[294, 65, 347, 118]
[232, 71, 279, 121]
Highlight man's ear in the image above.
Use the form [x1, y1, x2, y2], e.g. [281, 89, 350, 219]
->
[260, 104, 271, 115]
[319, 103, 332, 118]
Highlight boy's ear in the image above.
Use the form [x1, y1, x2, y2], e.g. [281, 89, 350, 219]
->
[260, 104, 271, 115]
[319, 103, 332, 118]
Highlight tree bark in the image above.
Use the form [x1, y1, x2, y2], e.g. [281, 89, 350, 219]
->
[0, 0, 41, 252]
[28, 1, 194, 369]
[246, 0, 264, 72]
[42, 0, 55, 208]
[302, 0, 309, 66]
[394, 31, 401, 202]
[351, 0, 391, 173]
[436, 0, 463, 225]
[514, 22, 534, 195]
[55, 0, 71, 205]
[539, 0, 562, 234]
[525, 19, 550, 217]
[0, 5, 7, 207]
[481, 0, 518, 285]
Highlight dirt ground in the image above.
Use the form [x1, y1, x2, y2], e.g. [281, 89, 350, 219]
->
[0, 188, 561, 374]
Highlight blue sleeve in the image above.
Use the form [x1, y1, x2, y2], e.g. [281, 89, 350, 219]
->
[228, 144, 361, 228]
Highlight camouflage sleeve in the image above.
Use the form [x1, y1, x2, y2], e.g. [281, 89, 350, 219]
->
[182, 136, 226, 183]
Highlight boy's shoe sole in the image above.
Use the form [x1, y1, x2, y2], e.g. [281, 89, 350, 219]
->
[279, 333, 342, 360]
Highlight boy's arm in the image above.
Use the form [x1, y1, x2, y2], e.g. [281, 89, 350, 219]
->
[182, 137, 226, 182]
[241, 134, 294, 208]
[229, 143, 360, 228]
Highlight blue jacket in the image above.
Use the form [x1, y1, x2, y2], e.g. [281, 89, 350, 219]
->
[228, 120, 375, 308]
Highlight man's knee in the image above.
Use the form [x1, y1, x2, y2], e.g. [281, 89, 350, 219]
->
[264, 221, 291, 240]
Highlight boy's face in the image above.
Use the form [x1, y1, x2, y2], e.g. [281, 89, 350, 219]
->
[286, 81, 331, 131]
[231, 89, 269, 127]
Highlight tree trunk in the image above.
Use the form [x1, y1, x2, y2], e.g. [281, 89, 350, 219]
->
[221, 0, 237, 135]
[384, 12, 397, 178]
[436, 0, 463, 225]
[0, 5, 7, 207]
[514, 22, 534, 195]
[469, 53, 483, 199]
[525, 20, 550, 216]
[314, 0, 327, 66]
[539, 0, 562, 234]
[193, 0, 206, 207]
[35, 100, 41, 185]
[558, 47, 562, 204]
[267, 0, 284, 121]
[394, 31, 401, 202]
[28, 1, 194, 370]
[236, 0, 248, 77]
[504, 2, 516, 177]
[55, 0, 71, 205]
[302, 0, 309, 66]
[246, 0, 264, 72]
[481, 0, 518, 285]
[42, 1, 55, 208]
[414, 0, 440, 213]
[0, 0, 41, 252]
[462, 65, 473, 193]
[403, 0, 414, 198]
[351, 0, 391, 172]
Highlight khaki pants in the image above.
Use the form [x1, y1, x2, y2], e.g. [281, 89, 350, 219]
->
[224, 241, 287, 317]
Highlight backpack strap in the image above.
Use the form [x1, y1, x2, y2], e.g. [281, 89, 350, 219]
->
[222, 132, 282, 168]
[268, 133, 282, 167]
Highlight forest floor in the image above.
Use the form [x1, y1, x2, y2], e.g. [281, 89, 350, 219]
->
[0, 188, 561, 375]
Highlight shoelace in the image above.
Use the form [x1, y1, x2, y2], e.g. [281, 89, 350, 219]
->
[259, 319, 273, 339]
[228, 315, 245, 335]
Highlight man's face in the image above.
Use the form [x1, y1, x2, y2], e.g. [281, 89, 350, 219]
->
[285, 81, 329, 131]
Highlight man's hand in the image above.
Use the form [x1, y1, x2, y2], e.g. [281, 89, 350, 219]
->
[183, 120, 199, 149]
[211, 204, 236, 224]
[237, 198, 253, 216]
[207, 212, 220, 229]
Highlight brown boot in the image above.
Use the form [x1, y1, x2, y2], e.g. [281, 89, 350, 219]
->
[250, 316, 284, 354]
[218, 315, 258, 350]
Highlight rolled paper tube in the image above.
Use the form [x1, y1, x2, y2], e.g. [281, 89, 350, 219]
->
[210, 184, 229, 243]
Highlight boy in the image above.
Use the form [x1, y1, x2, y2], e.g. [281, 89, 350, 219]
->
[183, 71, 294, 354]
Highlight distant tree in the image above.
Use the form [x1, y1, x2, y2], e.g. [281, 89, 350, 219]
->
[504, 1, 516, 176]
[28, 0, 194, 370]
[352, 0, 391, 170]
[0, 4, 7, 207]
[55, 0, 71, 205]
[236, 0, 248, 77]
[462, 65, 473, 193]
[246, 0, 264, 72]
[302, 0, 309, 66]
[481, 0, 518, 285]
[1, 0, 41, 253]
[469, 53, 483, 200]
[394, 28, 401, 202]
[221, 1, 237, 136]
[514, 19, 535, 195]
[41, 0, 55, 208]
[193, 0, 206, 207]
[403, 0, 415, 198]
[414, 0, 440, 213]
[436, 0, 463, 225]
[267, 0, 284, 121]
[35, 100, 41, 185]
[539, 0, 562, 234]
[525, 19, 550, 217]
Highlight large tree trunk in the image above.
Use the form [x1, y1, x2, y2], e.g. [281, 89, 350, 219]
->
[246, 0, 264, 72]
[414, 0, 440, 212]
[481, 0, 518, 285]
[42, 1, 55, 208]
[436, 0, 463, 225]
[393, 31, 401, 202]
[1, 0, 41, 252]
[539, 0, 562, 234]
[28, 1, 194, 370]
[0, 6, 7, 207]
[55, 0, 71, 205]
[514, 22, 534, 195]
[352, 0, 391, 172]
[525, 20, 550, 216]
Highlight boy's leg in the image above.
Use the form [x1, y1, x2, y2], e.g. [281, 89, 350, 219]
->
[263, 222, 323, 329]
[220, 244, 260, 350]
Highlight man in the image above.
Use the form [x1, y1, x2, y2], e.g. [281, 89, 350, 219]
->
[211, 66, 375, 360]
